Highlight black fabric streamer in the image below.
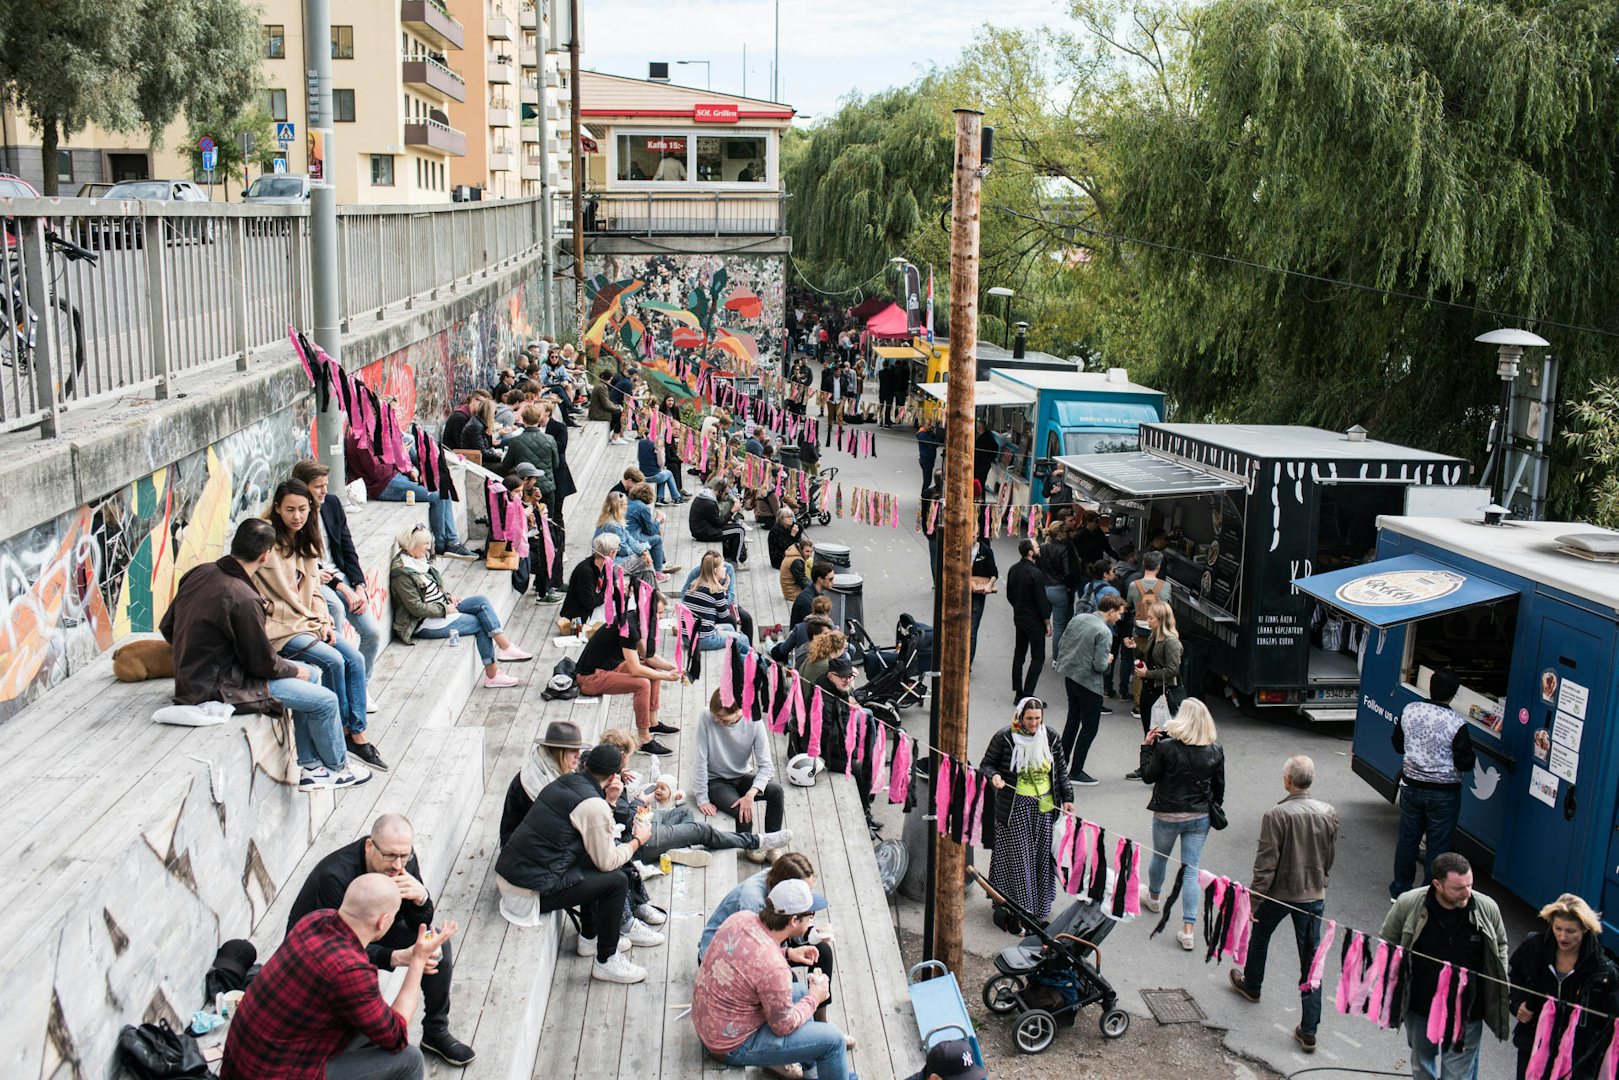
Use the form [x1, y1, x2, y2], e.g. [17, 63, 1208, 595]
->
[1440, 960, 1468, 1050]
[1110, 841, 1135, 918]
[1205, 888, 1236, 964]
[1384, 949, 1411, 1034]
[1086, 828, 1108, 906]
[1149, 866, 1185, 939]
[946, 762, 968, 842]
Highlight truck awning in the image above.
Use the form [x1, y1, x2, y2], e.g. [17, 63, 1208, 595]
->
[874, 345, 926, 360]
[918, 381, 1035, 408]
[1057, 452, 1240, 500]
[1291, 554, 1517, 629]
[1053, 399, 1160, 430]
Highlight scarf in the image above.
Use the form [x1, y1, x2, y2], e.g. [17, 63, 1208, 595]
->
[1009, 726, 1053, 775]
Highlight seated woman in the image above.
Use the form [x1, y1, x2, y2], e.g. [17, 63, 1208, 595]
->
[798, 629, 847, 687]
[767, 508, 804, 570]
[624, 482, 681, 579]
[449, 393, 505, 466]
[771, 604, 831, 665]
[594, 491, 658, 585]
[560, 534, 614, 630]
[257, 479, 383, 770]
[389, 523, 532, 688]
[683, 551, 752, 656]
[498, 719, 589, 846]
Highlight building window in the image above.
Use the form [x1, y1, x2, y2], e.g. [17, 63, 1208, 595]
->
[617, 133, 686, 182]
[695, 135, 768, 183]
[331, 25, 354, 59]
[263, 24, 285, 59]
[371, 154, 394, 186]
[56, 150, 73, 184]
[266, 89, 288, 122]
[333, 89, 356, 122]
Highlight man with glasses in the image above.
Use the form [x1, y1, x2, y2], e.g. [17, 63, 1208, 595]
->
[286, 814, 475, 1066]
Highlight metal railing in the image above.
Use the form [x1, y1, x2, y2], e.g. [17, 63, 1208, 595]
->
[554, 189, 788, 237]
[0, 195, 545, 437]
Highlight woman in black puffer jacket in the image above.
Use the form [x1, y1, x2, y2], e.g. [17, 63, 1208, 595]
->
[1139, 697, 1224, 952]
[1507, 893, 1618, 1079]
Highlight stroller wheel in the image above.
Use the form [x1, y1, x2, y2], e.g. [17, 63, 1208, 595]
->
[1100, 1008, 1131, 1039]
[817, 511, 831, 526]
[982, 973, 1024, 1014]
[1014, 1009, 1057, 1054]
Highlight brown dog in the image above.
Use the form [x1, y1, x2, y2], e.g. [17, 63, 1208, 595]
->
[112, 638, 175, 682]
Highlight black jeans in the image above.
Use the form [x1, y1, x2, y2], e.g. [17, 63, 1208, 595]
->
[969, 594, 986, 665]
[706, 774, 785, 832]
[541, 868, 628, 961]
[1012, 622, 1045, 699]
[1062, 679, 1103, 776]
[540, 491, 566, 590]
[375, 929, 454, 1037]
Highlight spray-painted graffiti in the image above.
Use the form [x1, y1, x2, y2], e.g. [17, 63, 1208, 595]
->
[0, 408, 309, 720]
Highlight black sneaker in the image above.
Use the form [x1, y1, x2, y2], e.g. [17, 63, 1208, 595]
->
[345, 738, 389, 772]
[1124, 769, 1142, 780]
[1071, 770, 1098, 786]
[1100, 705, 1114, 715]
[638, 739, 674, 757]
[650, 721, 681, 735]
[422, 1031, 477, 1066]
[440, 542, 479, 561]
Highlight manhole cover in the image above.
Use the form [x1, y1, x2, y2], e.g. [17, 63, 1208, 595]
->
[1140, 987, 1206, 1025]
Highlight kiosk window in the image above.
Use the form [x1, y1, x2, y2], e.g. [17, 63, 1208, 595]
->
[1401, 596, 1519, 735]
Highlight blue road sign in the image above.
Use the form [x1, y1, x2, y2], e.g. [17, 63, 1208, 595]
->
[273, 158, 288, 174]
[275, 122, 296, 143]
[201, 149, 217, 171]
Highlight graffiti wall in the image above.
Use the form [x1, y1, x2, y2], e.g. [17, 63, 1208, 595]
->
[582, 253, 785, 378]
[0, 407, 310, 721]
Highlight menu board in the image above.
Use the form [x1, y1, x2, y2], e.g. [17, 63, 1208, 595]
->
[1206, 492, 1246, 614]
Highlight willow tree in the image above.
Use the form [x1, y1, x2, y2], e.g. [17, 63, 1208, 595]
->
[1085, 0, 1619, 512]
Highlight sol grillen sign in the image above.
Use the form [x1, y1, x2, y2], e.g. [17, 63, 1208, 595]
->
[694, 103, 740, 123]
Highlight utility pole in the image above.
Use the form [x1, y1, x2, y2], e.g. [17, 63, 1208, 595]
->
[931, 107, 983, 974]
[537, 0, 556, 338]
[773, 0, 779, 102]
[568, 0, 585, 339]
[305, 0, 345, 488]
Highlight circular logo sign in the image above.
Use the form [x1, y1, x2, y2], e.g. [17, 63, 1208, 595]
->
[1335, 569, 1465, 607]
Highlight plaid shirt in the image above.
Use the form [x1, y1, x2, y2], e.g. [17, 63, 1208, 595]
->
[221, 910, 408, 1079]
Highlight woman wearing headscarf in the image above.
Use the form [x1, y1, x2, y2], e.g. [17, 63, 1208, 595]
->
[981, 697, 1073, 927]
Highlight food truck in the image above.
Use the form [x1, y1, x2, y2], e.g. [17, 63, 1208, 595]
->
[1059, 424, 1475, 719]
[1291, 517, 1619, 942]
[919, 368, 1166, 508]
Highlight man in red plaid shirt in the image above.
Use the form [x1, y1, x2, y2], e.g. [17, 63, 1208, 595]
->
[222, 873, 458, 1079]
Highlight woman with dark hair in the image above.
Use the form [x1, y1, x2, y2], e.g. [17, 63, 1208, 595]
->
[656, 395, 687, 494]
[981, 697, 1073, 928]
[257, 479, 385, 770]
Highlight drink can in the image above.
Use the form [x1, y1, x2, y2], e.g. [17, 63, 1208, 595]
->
[659, 854, 672, 875]
[405, 490, 416, 505]
[448, 628, 461, 647]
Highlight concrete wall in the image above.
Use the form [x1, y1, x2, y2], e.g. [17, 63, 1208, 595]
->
[0, 253, 549, 721]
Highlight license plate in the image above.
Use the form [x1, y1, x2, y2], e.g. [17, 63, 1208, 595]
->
[1311, 688, 1357, 702]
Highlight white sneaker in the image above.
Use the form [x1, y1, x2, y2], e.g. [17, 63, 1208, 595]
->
[624, 918, 666, 947]
[759, 829, 793, 851]
[336, 759, 373, 786]
[366, 694, 380, 714]
[635, 902, 668, 926]
[1142, 893, 1162, 914]
[592, 953, 648, 984]
[1177, 928, 1196, 951]
[576, 933, 634, 957]
[298, 765, 335, 791]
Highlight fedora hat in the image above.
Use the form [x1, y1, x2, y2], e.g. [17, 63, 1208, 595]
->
[537, 720, 588, 750]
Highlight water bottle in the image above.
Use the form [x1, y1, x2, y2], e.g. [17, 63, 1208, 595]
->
[448, 628, 461, 648]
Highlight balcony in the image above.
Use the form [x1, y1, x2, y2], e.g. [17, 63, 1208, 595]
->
[402, 56, 467, 102]
[491, 150, 516, 172]
[520, 3, 536, 30]
[488, 57, 516, 84]
[400, 0, 465, 50]
[487, 13, 514, 41]
[490, 105, 516, 128]
[521, 81, 540, 105]
[521, 43, 538, 67]
[404, 118, 468, 156]
[522, 158, 542, 181]
[558, 190, 788, 237]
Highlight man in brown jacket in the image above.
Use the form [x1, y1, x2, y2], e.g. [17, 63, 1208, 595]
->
[1227, 755, 1338, 1053]
[162, 518, 369, 791]
[778, 538, 815, 603]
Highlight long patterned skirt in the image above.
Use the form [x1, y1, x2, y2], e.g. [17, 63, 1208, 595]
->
[988, 794, 1058, 923]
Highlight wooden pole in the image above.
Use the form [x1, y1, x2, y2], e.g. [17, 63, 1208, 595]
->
[569, 0, 586, 337]
[931, 108, 983, 975]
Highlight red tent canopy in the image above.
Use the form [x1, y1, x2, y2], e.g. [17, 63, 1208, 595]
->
[865, 302, 911, 338]
[848, 295, 893, 321]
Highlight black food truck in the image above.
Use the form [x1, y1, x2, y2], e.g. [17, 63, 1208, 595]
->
[1059, 423, 1476, 719]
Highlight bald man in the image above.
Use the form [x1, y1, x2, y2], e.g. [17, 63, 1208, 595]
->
[285, 814, 474, 1066]
[223, 874, 457, 1079]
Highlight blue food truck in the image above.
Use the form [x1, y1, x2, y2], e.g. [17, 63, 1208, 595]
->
[1292, 516, 1619, 943]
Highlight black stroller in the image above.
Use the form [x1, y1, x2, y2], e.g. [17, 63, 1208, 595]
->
[849, 614, 930, 712]
[794, 465, 837, 528]
[969, 866, 1130, 1053]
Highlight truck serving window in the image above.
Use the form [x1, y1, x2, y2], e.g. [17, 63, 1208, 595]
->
[1063, 429, 1138, 456]
[1401, 596, 1519, 736]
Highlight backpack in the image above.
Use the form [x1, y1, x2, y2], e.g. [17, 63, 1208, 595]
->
[1134, 576, 1166, 614]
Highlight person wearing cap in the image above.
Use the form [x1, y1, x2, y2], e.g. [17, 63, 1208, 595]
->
[902, 1038, 985, 1080]
[284, 814, 475, 1066]
[496, 742, 659, 984]
[692, 879, 854, 1080]
[498, 720, 589, 846]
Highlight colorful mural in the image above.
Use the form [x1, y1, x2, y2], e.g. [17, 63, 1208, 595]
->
[582, 253, 784, 378]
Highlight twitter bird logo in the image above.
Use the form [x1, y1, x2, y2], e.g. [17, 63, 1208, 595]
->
[1473, 766, 1501, 801]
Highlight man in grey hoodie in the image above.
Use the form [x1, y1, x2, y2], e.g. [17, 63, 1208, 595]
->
[1052, 593, 1125, 786]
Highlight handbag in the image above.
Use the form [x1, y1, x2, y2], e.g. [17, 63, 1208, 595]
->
[116, 1019, 209, 1079]
[485, 540, 519, 571]
[1206, 777, 1229, 830]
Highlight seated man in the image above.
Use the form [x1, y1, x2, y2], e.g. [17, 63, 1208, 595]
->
[768, 509, 804, 571]
[608, 465, 644, 499]
[495, 743, 658, 984]
[285, 814, 474, 1067]
[162, 518, 368, 792]
[636, 426, 682, 504]
[222, 873, 455, 1080]
[344, 429, 476, 560]
[690, 478, 750, 568]
[695, 689, 787, 865]
[790, 561, 836, 628]
[771, 606, 831, 665]
[692, 880, 852, 1080]
[293, 460, 384, 694]
[778, 537, 815, 603]
[573, 593, 682, 757]
[560, 534, 614, 628]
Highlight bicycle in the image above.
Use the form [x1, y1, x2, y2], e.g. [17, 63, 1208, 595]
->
[1, 229, 96, 399]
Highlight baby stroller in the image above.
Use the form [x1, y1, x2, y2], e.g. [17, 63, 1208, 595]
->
[795, 465, 837, 529]
[969, 866, 1130, 1054]
[850, 614, 929, 712]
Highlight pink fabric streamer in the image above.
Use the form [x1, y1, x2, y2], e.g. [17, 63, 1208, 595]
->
[934, 754, 952, 836]
[1058, 815, 1079, 883]
[1303, 919, 1337, 992]
[1378, 946, 1404, 1029]
[1335, 931, 1363, 1015]
[1451, 968, 1468, 1046]
[844, 708, 861, 777]
[968, 780, 987, 846]
[1229, 882, 1253, 966]
[638, 581, 654, 650]
[1115, 837, 1140, 915]
[807, 686, 824, 758]
[1526, 999, 1558, 1080]
[602, 562, 619, 626]
[1425, 964, 1453, 1046]
[1362, 942, 1391, 1026]
[742, 649, 759, 720]
[1598, 1019, 1619, 1080]
[1551, 1006, 1583, 1080]
[537, 503, 555, 567]
[888, 733, 912, 804]
[719, 642, 737, 709]
[871, 722, 889, 794]
[961, 766, 976, 841]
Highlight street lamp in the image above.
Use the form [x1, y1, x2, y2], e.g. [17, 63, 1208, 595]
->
[987, 286, 1014, 347]
[1475, 327, 1549, 505]
[675, 60, 711, 90]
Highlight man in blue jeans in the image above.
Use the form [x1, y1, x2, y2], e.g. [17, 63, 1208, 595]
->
[1388, 669, 1473, 900]
[636, 427, 682, 505]
[1227, 755, 1339, 1053]
[345, 430, 477, 560]
[162, 518, 370, 792]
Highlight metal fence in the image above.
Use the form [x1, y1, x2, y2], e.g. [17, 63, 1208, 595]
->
[0, 195, 545, 437]
[554, 189, 788, 237]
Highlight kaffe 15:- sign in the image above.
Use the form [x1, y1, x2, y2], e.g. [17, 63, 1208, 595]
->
[694, 103, 739, 123]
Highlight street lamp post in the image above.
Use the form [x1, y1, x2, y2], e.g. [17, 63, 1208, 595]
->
[675, 59, 711, 90]
[1475, 328, 1550, 509]
[987, 286, 1014, 348]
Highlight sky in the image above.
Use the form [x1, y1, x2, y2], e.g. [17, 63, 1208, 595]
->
[580, 0, 1072, 121]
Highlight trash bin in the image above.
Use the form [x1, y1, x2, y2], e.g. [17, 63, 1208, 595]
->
[1180, 634, 1210, 701]
[779, 446, 802, 473]
[817, 541, 852, 569]
[830, 572, 865, 631]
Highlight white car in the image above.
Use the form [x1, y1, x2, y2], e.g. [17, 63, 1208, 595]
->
[244, 175, 312, 204]
[96, 179, 212, 247]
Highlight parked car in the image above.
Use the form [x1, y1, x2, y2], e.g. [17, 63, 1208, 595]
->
[75, 182, 115, 199]
[244, 174, 312, 204]
[92, 179, 212, 248]
[0, 172, 41, 249]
